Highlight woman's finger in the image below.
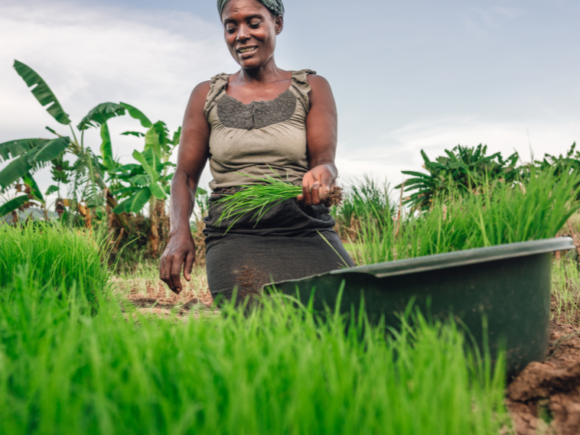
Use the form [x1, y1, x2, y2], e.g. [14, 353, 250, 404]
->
[184, 249, 196, 282]
[169, 255, 184, 294]
[302, 183, 312, 205]
[159, 256, 174, 290]
[311, 182, 321, 205]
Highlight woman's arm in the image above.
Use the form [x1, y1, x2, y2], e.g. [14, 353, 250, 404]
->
[160, 81, 211, 294]
[297, 74, 339, 205]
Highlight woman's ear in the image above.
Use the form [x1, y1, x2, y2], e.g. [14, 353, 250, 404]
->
[275, 15, 284, 35]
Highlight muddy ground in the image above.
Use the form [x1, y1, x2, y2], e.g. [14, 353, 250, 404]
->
[115, 278, 217, 319]
[507, 294, 580, 435]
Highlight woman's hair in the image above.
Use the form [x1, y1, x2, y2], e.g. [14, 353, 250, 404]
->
[217, 0, 285, 18]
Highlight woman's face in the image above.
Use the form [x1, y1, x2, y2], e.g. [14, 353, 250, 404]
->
[222, 0, 283, 70]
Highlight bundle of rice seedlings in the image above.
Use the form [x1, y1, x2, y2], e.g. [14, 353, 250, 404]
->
[215, 174, 342, 230]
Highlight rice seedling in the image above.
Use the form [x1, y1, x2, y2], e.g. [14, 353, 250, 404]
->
[352, 169, 580, 265]
[552, 258, 580, 325]
[0, 268, 509, 435]
[332, 175, 394, 240]
[0, 223, 109, 307]
[215, 174, 342, 231]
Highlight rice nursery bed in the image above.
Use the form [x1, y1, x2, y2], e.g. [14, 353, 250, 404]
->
[0, 224, 512, 435]
[3, 167, 580, 434]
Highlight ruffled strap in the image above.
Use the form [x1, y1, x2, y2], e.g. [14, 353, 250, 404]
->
[291, 69, 316, 112]
[204, 73, 230, 120]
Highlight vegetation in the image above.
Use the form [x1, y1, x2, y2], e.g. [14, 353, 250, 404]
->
[2, 59, 580, 433]
[397, 144, 520, 210]
[0, 60, 181, 260]
[332, 175, 394, 240]
[352, 169, 580, 264]
[0, 224, 109, 308]
[0, 226, 508, 434]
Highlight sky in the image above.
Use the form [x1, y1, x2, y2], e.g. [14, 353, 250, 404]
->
[1, 0, 579, 203]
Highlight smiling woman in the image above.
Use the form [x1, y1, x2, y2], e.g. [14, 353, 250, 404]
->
[160, 0, 354, 302]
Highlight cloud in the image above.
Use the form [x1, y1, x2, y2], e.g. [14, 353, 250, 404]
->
[337, 117, 578, 187]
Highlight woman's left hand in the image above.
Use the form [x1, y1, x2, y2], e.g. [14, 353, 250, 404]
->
[298, 163, 338, 205]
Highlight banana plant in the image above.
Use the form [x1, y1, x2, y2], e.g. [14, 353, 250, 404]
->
[0, 60, 129, 224]
[535, 143, 580, 200]
[110, 115, 181, 256]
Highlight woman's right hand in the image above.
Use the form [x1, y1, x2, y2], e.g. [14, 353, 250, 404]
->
[160, 233, 197, 294]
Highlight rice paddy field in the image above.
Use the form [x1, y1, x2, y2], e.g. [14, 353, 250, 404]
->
[2, 169, 580, 435]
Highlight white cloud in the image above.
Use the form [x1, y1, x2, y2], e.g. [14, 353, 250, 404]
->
[337, 117, 579, 188]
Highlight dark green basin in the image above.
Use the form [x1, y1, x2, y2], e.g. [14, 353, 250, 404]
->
[265, 238, 575, 375]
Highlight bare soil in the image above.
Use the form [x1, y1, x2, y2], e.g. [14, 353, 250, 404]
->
[120, 279, 216, 318]
[508, 321, 580, 435]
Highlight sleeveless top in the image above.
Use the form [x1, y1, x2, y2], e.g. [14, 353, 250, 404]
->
[203, 69, 315, 190]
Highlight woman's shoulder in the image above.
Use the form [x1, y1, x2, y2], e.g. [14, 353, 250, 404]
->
[290, 70, 331, 90]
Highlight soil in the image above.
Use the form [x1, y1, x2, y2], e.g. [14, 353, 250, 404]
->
[322, 187, 343, 208]
[124, 280, 215, 317]
[508, 321, 580, 435]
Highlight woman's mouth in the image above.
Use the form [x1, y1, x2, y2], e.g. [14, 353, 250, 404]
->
[237, 46, 258, 57]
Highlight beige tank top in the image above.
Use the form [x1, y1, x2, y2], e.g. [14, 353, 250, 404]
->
[204, 69, 315, 190]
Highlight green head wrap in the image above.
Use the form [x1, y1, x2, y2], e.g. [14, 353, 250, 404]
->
[218, 0, 285, 18]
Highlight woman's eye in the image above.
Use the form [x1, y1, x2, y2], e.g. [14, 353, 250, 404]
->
[226, 26, 236, 34]
[249, 21, 261, 28]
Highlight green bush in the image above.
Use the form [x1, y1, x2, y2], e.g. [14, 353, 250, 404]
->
[398, 144, 520, 210]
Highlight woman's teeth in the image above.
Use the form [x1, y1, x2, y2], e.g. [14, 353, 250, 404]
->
[238, 47, 257, 53]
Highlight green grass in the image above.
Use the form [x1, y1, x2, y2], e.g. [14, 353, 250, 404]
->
[552, 258, 580, 325]
[0, 223, 109, 307]
[331, 175, 394, 240]
[352, 169, 580, 265]
[0, 269, 509, 435]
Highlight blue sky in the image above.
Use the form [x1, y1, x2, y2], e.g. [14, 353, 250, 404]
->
[1, 0, 579, 199]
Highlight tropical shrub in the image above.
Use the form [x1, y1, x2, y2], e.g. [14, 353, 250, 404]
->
[397, 144, 520, 210]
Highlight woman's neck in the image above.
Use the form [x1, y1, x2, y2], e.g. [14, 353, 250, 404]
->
[235, 58, 285, 85]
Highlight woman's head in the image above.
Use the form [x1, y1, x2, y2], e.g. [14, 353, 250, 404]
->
[219, 0, 284, 70]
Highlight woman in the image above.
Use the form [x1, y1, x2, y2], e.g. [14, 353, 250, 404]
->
[160, 0, 354, 301]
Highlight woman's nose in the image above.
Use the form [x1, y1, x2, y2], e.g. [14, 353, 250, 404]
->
[237, 24, 250, 42]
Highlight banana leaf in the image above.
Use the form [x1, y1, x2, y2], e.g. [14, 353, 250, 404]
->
[130, 174, 149, 186]
[171, 127, 182, 146]
[132, 150, 166, 199]
[144, 125, 162, 161]
[0, 149, 35, 189]
[0, 195, 29, 218]
[77, 103, 126, 130]
[121, 131, 145, 138]
[100, 122, 115, 170]
[0, 138, 50, 162]
[13, 60, 71, 125]
[109, 163, 141, 174]
[113, 187, 151, 213]
[30, 137, 70, 163]
[23, 172, 44, 202]
[121, 102, 152, 128]
[45, 185, 60, 196]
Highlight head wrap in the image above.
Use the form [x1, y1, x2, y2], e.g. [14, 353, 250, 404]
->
[218, 0, 285, 18]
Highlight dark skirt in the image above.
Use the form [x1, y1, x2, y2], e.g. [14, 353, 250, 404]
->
[203, 190, 355, 302]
